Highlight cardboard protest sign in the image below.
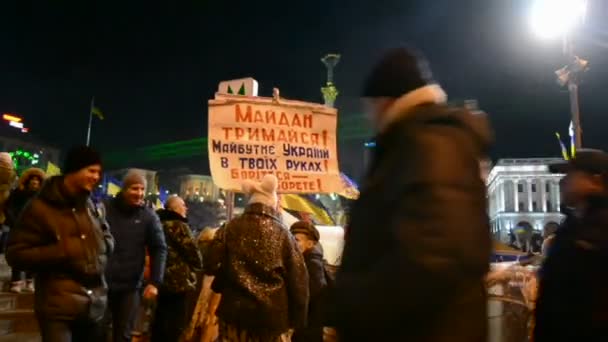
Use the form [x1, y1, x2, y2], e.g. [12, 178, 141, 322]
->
[208, 94, 342, 194]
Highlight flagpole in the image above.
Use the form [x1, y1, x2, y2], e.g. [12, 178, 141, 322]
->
[86, 96, 94, 146]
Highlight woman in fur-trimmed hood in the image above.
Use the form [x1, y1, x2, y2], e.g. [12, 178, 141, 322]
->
[5, 167, 46, 293]
[6, 167, 45, 227]
[17, 167, 45, 189]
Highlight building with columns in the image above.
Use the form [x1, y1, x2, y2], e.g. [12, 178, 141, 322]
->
[487, 158, 565, 242]
[178, 174, 222, 202]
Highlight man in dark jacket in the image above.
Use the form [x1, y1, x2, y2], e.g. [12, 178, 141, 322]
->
[332, 47, 492, 342]
[205, 175, 309, 341]
[151, 195, 202, 342]
[535, 149, 608, 341]
[5, 167, 45, 293]
[105, 169, 167, 342]
[290, 221, 327, 342]
[6, 146, 114, 341]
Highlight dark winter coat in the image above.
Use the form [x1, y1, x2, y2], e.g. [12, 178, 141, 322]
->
[156, 209, 202, 293]
[333, 95, 492, 341]
[293, 243, 326, 342]
[105, 193, 167, 291]
[6, 176, 114, 320]
[534, 198, 608, 341]
[5, 167, 45, 228]
[5, 189, 37, 228]
[205, 203, 309, 335]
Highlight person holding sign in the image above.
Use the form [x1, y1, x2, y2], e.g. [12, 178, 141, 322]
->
[203, 174, 309, 342]
[331, 47, 493, 342]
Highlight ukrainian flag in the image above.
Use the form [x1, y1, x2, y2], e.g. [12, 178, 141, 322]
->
[46, 162, 61, 176]
[92, 106, 104, 120]
[107, 182, 121, 196]
[280, 194, 334, 226]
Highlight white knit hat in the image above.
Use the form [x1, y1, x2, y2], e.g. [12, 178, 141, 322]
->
[242, 174, 278, 208]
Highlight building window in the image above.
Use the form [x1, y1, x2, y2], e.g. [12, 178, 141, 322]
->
[518, 202, 525, 211]
[518, 184, 524, 193]
[546, 200, 552, 212]
[531, 183, 537, 192]
[546, 182, 551, 193]
[532, 201, 538, 211]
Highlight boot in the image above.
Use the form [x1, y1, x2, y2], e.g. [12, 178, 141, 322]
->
[10, 280, 24, 293]
[23, 279, 35, 293]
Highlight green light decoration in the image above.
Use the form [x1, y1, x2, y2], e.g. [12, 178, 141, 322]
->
[8, 149, 40, 172]
[104, 117, 374, 167]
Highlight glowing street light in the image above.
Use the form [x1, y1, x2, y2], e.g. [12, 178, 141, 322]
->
[530, 0, 588, 150]
[530, 0, 587, 39]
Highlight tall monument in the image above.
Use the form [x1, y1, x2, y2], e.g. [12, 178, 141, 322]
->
[321, 54, 341, 108]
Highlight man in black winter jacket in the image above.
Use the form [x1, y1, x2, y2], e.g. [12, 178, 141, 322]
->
[104, 169, 167, 342]
[332, 47, 492, 342]
[535, 150, 608, 341]
[290, 221, 327, 342]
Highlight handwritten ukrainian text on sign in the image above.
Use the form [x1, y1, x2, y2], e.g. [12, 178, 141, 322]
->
[208, 95, 341, 194]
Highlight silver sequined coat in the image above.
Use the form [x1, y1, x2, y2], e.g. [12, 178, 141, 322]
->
[204, 203, 309, 335]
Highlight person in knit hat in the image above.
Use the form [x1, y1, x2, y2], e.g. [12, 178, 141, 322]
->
[332, 47, 493, 342]
[204, 174, 309, 341]
[6, 145, 114, 340]
[104, 168, 167, 342]
[5, 167, 46, 293]
[290, 221, 327, 342]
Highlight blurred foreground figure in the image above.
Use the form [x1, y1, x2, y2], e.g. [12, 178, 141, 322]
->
[332, 47, 492, 341]
[205, 175, 309, 342]
[7, 146, 113, 342]
[535, 150, 608, 341]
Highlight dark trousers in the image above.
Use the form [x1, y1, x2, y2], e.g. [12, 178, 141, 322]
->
[39, 317, 101, 342]
[150, 291, 187, 342]
[108, 289, 140, 342]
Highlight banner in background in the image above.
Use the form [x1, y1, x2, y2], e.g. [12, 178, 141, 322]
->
[208, 94, 341, 194]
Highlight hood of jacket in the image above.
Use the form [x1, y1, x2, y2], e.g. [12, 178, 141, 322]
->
[18, 167, 45, 190]
[156, 208, 187, 223]
[380, 84, 493, 153]
[38, 176, 89, 209]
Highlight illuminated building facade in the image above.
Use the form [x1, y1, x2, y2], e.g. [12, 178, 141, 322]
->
[178, 174, 221, 202]
[486, 158, 565, 242]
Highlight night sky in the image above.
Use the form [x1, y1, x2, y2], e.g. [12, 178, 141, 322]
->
[1, 0, 608, 163]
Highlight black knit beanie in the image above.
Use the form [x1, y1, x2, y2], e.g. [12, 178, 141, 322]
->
[362, 47, 434, 98]
[63, 146, 102, 175]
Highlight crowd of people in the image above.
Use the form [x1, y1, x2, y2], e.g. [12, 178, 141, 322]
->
[0, 46, 606, 342]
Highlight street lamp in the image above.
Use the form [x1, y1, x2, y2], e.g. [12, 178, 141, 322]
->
[530, 0, 588, 149]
